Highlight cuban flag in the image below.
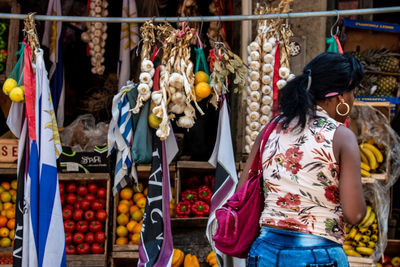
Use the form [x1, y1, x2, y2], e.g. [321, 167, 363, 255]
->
[207, 97, 246, 267]
[21, 48, 66, 267]
[42, 0, 65, 127]
[118, 0, 139, 89]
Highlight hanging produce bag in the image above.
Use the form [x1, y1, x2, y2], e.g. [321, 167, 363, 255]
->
[2, 43, 25, 102]
[194, 47, 210, 76]
[127, 84, 153, 164]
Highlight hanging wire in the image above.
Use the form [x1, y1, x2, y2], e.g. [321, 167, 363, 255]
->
[0, 7, 399, 23]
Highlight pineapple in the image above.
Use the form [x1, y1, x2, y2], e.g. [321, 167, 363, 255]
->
[374, 76, 398, 96]
[378, 56, 399, 72]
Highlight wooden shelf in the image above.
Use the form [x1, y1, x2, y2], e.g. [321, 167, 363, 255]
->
[66, 254, 106, 267]
[366, 70, 400, 77]
[58, 172, 110, 181]
[0, 167, 16, 175]
[177, 161, 215, 170]
[386, 239, 400, 256]
[362, 173, 388, 184]
[347, 256, 374, 267]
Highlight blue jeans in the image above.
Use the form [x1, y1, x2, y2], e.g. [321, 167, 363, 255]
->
[247, 227, 349, 267]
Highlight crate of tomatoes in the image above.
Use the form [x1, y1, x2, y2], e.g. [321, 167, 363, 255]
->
[59, 173, 110, 267]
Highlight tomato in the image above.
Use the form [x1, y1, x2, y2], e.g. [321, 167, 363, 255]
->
[59, 183, 64, 195]
[64, 220, 75, 233]
[94, 231, 105, 243]
[65, 232, 72, 245]
[97, 187, 106, 199]
[85, 193, 96, 203]
[72, 209, 84, 221]
[89, 220, 103, 232]
[66, 193, 77, 205]
[85, 232, 95, 244]
[76, 220, 89, 233]
[79, 199, 91, 211]
[64, 205, 73, 211]
[66, 183, 76, 193]
[73, 202, 81, 210]
[66, 244, 75, 255]
[73, 232, 85, 245]
[62, 208, 72, 220]
[60, 195, 64, 206]
[91, 243, 104, 254]
[84, 210, 95, 222]
[91, 200, 104, 211]
[95, 209, 107, 222]
[88, 183, 98, 194]
[76, 243, 90, 255]
[76, 185, 88, 197]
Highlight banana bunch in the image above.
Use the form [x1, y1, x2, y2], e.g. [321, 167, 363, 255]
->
[343, 206, 379, 257]
[359, 141, 384, 177]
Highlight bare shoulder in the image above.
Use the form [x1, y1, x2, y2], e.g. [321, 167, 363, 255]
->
[333, 125, 358, 146]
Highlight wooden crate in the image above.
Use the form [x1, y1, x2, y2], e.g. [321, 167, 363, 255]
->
[0, 248, 12, 267]
[350, 102, 391, 184]
[0, 139, 18, 165]
[59, 173, 111, 267]
[0, 0, 21, 119]
[347, 256, 374, 267]
[111, 164, 176, 263]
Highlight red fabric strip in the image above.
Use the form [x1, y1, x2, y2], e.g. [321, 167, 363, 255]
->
[272, 42, 280, 116]
[23, 40, 36, 141]
[334, 35, 343, 54]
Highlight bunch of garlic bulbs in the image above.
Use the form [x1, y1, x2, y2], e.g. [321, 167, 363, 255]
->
[132, 20, 156, 114]
[81, 0, 108, 75]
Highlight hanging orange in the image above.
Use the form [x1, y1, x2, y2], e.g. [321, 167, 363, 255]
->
[195, 82, 211, 100]
[195, 71, 209, 84]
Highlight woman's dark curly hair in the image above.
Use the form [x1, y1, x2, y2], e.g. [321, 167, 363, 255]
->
[278, 52, 364, 130]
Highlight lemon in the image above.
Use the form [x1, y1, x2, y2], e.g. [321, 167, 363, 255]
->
[195, 71, 209, 84]
[2, 78, 17, 95]
[9, 86, 24, 102]
[148, 113, 162, 129]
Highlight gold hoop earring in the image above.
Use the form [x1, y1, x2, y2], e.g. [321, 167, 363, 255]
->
[336, 100, 350, 116]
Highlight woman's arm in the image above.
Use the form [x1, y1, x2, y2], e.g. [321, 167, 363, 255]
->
[333, 125, 366, 225]
[236, 129, 264, 191]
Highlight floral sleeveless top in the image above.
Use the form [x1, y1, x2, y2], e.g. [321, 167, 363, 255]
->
[260, 107, 345, 244]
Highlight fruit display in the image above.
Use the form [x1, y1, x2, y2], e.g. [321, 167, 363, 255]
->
[343, 205, 379, 258]
[114, 184, 146, 245]
[0, 22, 8, 74]
[359, 140, 385, 177]
[80, 0, 108, 75]
[2, 77, 24, 103]
[194, 71, 211, 102]
[0, 180, 17, 248]
[377, 255, 400, 267]
[0, 254, 12, 265]
[351, 49, 399, 97]
[60, 181, 107, 255]
[244, 0, 295, 153]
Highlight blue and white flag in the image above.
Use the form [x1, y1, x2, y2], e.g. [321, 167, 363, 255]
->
[118, 0, 139, 89]
[207, 98, 245, 267]
[23, 49, 66, 267]
[42, 0, 65, 127]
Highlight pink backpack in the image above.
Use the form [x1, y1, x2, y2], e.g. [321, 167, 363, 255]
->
[213, 117, 280, 258]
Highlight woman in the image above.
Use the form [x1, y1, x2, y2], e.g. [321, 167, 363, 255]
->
[240, 52, 366, 267]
